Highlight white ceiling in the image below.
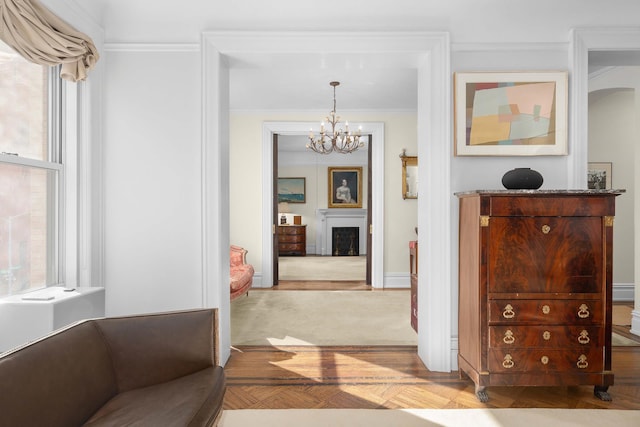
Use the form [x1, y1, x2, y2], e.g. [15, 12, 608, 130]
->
[74, 1, 640, 112]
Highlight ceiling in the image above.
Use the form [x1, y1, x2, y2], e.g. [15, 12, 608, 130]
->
[75, 1, 640, 112]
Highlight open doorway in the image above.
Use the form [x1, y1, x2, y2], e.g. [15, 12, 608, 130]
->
[274, 133, 372, 286]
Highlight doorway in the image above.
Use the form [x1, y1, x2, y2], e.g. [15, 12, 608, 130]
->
[203, 32, 453, 371]
[274, 133, 371, 285]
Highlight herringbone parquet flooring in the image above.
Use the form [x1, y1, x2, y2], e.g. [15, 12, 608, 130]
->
[223, 344, 640, 410]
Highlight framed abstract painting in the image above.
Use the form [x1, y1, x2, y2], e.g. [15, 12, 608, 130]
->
[454, 71, 568, 156]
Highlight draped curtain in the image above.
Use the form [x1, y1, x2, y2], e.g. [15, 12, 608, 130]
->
[0, 0, 99, 82]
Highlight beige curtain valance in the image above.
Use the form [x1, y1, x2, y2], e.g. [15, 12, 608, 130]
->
[0, 0, 99, 82]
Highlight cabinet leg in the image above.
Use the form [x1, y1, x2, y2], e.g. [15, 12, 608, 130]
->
[475, 384, 489, 402]
[594, 386, 612, 401]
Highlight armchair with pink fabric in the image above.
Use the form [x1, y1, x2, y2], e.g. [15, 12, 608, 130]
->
[230, 245, 254, 301]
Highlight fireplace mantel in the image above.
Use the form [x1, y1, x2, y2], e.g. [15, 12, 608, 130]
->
[316, 209, 367, 256]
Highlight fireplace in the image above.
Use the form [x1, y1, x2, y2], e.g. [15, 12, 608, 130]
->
[315, 208, 367, 256]
[331, 227, 359, 256]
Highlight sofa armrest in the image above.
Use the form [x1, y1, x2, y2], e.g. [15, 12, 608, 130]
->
[95, 309, 219, 392]
[230, 245, 248, 267]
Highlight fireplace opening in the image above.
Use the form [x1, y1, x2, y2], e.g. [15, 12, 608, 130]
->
[332, 227, 359, 256]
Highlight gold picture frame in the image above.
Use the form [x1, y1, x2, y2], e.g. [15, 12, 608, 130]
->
[454, 71, 568, 156]
[328, 166, 362, 208]
[400, 152, 418, 199]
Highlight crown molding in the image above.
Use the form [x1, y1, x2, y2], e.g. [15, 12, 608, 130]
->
[104, 43, 200, 52]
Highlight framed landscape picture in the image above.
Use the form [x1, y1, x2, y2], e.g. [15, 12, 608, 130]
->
[328, 166, 362, 208]
[454, 71, 568, 156]
[277, 177, 306, 203]
[587, 162, 612, 190]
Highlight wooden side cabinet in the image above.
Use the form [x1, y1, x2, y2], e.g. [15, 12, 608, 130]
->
[278, 225, 306, 256]
[409, 240, 418, 332]
[456, 190, 623, 402]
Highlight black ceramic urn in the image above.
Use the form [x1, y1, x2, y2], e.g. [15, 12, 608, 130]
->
[501, 168, 543, 190]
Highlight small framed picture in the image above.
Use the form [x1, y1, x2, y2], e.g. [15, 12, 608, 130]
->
[587, 162, 612, 190]
[277, 177, 306, 203]
[328, 166, 362, 208]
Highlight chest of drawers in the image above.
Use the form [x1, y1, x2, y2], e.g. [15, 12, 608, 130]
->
[278, 225, 306, 256]
[456, 190, 622, 402]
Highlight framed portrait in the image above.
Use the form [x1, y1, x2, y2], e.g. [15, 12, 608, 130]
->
[277, 177, 306, 203]
[328, 166, 362, 208]
[587, 162, 612, 190]
[454, 71, 568, 156]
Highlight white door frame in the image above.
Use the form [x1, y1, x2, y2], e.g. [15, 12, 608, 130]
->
[202, 31, 452, 371]
[261, 122, 384, 288]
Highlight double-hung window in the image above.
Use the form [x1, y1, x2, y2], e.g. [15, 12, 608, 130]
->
[0, 39, 62, 298]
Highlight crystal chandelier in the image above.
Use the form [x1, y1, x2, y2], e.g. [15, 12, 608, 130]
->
[307, 81, 364, 154]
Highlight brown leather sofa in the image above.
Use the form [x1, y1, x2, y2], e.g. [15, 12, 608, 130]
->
[0, 308, 225, 427]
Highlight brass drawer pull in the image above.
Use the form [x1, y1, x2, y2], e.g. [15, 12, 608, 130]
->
[578, 330, 590, 344]
[577, 304, 590, 319]
[541, 356, 549, 365]
[503, 304, 515, 319]
[542, 305, 550, 314]
[543, 331, 551, 341]
[541, 224, 551, 234]
[502, 354, 514, 369]
[577, 354, 589, 369]
[503, 330, 515, 344]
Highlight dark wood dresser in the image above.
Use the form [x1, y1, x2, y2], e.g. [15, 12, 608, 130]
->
[277, 224, 306, 256]
[456, 190, 623, 402]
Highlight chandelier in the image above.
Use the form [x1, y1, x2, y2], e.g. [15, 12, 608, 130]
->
[307, 81, 364, 154]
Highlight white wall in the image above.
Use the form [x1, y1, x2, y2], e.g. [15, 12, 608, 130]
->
[589, 67, 639, 301]
[102, 47, 204, 315]
[589, 88, 635, 284]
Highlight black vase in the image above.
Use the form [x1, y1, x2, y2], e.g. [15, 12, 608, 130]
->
[501, 168, 543, 190]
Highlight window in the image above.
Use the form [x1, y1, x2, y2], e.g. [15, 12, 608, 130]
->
[0, 40, 61, 297]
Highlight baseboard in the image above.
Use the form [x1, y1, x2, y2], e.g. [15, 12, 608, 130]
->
[613, 282, 635, 301]
[383, 273, 410, 289]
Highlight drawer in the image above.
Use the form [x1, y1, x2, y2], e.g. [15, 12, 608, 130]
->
[488, 216, 603, 294]
[488, 348, 604, 373]
[489, 325, 603, 349]
[489, 300, 603, 325]
[488, 195, 614, 217]
[279, 243, 304, 252]
[279, 226, 305, 235]
[279, 234, 304, 243]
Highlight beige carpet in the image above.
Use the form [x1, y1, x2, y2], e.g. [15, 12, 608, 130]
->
[220, 408, 640, 427]
[278, 256, 366, 281]
[232, 291, 638, 347]
[231, 290, 417, 346]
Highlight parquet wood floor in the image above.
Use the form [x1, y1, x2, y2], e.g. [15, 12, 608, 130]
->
[223, 345, 640, 410]
[226, 283, 639, 410]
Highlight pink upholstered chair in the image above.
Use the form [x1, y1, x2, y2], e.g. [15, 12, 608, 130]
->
[230, 245, 254, 301]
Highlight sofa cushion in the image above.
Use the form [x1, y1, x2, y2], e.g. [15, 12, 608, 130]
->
[230, 264, 254, 291]
[0, 321, 118, 427]
[83, 366, 225, 427]
[94, 310, 215, 392]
